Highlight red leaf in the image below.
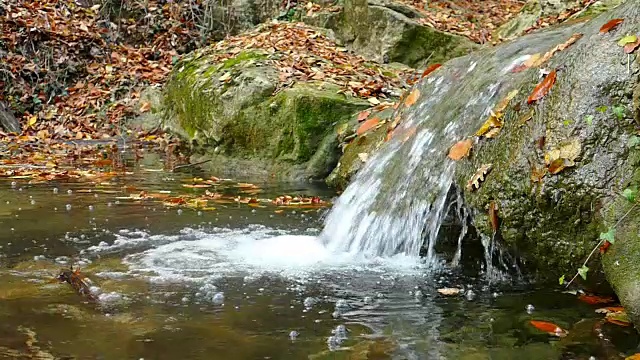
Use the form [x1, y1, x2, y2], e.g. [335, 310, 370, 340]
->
[527, 70, 557, 104]
[356, 117, 380, 136]
[599, 18, 624, 34]
[421, 64, 442, 78]
[578, 294, 615, 305]
[529, 320, 568, 337]
[356, 110, 371, 122]
[599, 240, 611, 254]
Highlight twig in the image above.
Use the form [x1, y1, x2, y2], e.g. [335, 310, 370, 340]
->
[565, 201, 638, 288]
[172, 159, 212, 171]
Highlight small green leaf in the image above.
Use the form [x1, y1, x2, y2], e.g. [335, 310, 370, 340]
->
[612, 105, 626, 120]
[596, 105, 608, 113]
[578, 265, 589, 280]
[563, 119, 573, 126]
[623, 187, 638, 202]
[618, 34, 639, 47]
[629, 136, 640, 148]
[559, 274, 565, 285]
[599, 228, 616, 244]
[584, 115, 594, 125]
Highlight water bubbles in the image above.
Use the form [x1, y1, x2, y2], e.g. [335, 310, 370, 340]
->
[465, 289, 476, 301]
[67, 189, 73, 195]
[414, 290, 424, 299]
[181, 296, 189, 303]
[288, 330, 299, 340]
[65, 204, 72, 211]
[335, 299, 348, 310]
[11, 181, 17, 188]
[212, 292, 225, 305]
[326, 336, 340, 351]
[333, 325, 347, 340]
[363, 296, 373, 304]
[53, 187, 59, 194]
[88, 205, 94, 211]
[303, 297, 315, 309]
[526, 304, 535, 314]
[197, 211, 202, 216]
[177, 209, 183, 215]
[30, 199, 35, 205]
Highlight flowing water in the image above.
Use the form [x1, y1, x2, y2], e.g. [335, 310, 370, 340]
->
[0, 152, 638, 359]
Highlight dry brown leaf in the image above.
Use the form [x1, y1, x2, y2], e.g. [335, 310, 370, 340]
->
[357, 117, 381, 136]
[404, 88, 420, 107]
[357, 110, 371, 122]
[448, 139, 473, 161]
[466, 164, 493, 191]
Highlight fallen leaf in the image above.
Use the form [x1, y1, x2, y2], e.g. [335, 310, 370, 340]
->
[484, 127, 501, 138]
[358, 153, 369, 162]
[421, 63, 442, 78]
[600, 18, 624, 34]
[368, 97, 381, 105]
[139, 101, 151, 113]
[466, 164, 493, 192]
[578, 294, 615, 305]
[606, 311, 632, 326]
[356, 117, 380, 136]
[27, 115, 37, 128]
[475, 111, 503, 137]
[404, 88, 420, 107]
[626, 354, 640, 360]
[624, 38, 640, 54]
[527, 69, 557, 104]
[595, 306, 625, 314]
[448, 139, 473, 160]
[548, 158, 573, 174]
[488, 200, 499, 233]
[529, 320, 568, 337]
[599, 240, 611, 254]
[437, 288, 461, 296]
[532, 34, 583, 67]
[618, 35, 638, 47]
[357, 110, 371, 122]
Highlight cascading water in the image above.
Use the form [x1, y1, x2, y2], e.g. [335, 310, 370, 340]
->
[320, 25, 581, 268]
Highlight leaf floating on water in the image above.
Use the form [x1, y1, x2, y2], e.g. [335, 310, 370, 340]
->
[447, 139, 473, 161]
[356, 117, 380, 136]
[618, 35, 638, 47]
[529, 320, 568, 337]
[600, 18, 624, 34]
[488, 201, 499, 233]
[596, 306, 625, 314]
[527, 69, 557, 104]
[606, 311, 632, 327]
[466, 164, 493, 192]
[421, 63, 442, 78]
[356, 110, 371, 122]
[404, 88, 420, 107]
[437, 288, 461, 296]
[578, 294, 615, 305]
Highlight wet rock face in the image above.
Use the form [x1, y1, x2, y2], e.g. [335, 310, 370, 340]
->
[0, 102, 19, 133]
[330, 0, 640, 316]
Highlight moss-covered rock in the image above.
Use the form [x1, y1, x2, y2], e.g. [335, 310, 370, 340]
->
[302, 3, 477, 68]
[162, 47, 374, 179]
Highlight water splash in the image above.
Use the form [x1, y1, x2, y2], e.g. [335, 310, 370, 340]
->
[320, 25, 580, 270]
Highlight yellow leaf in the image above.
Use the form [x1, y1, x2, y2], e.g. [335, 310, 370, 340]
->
[139, 101, 151, 113]
[27, 115, 37, 127]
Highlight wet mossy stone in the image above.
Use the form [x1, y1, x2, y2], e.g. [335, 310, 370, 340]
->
[162, 50, 370, 180]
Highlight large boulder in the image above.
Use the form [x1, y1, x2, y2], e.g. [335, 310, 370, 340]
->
[302, 1, 477, 68]
[495, 0, 625, 39]
[330, 0, 640, 324]
[162, 22, 408, 179]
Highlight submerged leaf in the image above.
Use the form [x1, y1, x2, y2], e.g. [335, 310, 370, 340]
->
[527, 69, 557, 104]
[577, 294, 614, 305]
[529, 320, 568, 337]
[437, 288, 461, 296]
[606, 311, 632, 326]
[599, 18, 624, 34]
[448, 139, 473, 161]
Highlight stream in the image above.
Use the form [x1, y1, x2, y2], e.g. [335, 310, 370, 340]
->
[0, 152, 638, 359]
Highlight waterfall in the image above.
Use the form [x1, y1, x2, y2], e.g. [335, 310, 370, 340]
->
[319, 25, 579, 266]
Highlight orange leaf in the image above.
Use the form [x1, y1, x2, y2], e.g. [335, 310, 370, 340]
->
[139, 101, 151, 113]
[356, 117, 380, 136]
[599, 18, 624, 34]
[357, 110, 371, 122]
[606, 318, 632, 327]
[488, 201, 499, 233]
[578, 294, 615, 305]
[404, 88, 420, 107]
[599, 240, 611, 254]
[527, 70, 557, 104]
[625, 354, 640, 360]
[447, 139, 473, 161]
[529, 320, 568, 337]
[596, 306, 625, 314]
[624, 38, 640, 54]
[421, 64, 441, 78]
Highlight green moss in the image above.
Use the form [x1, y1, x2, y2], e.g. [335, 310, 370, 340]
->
[221, 51, 267, 70]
